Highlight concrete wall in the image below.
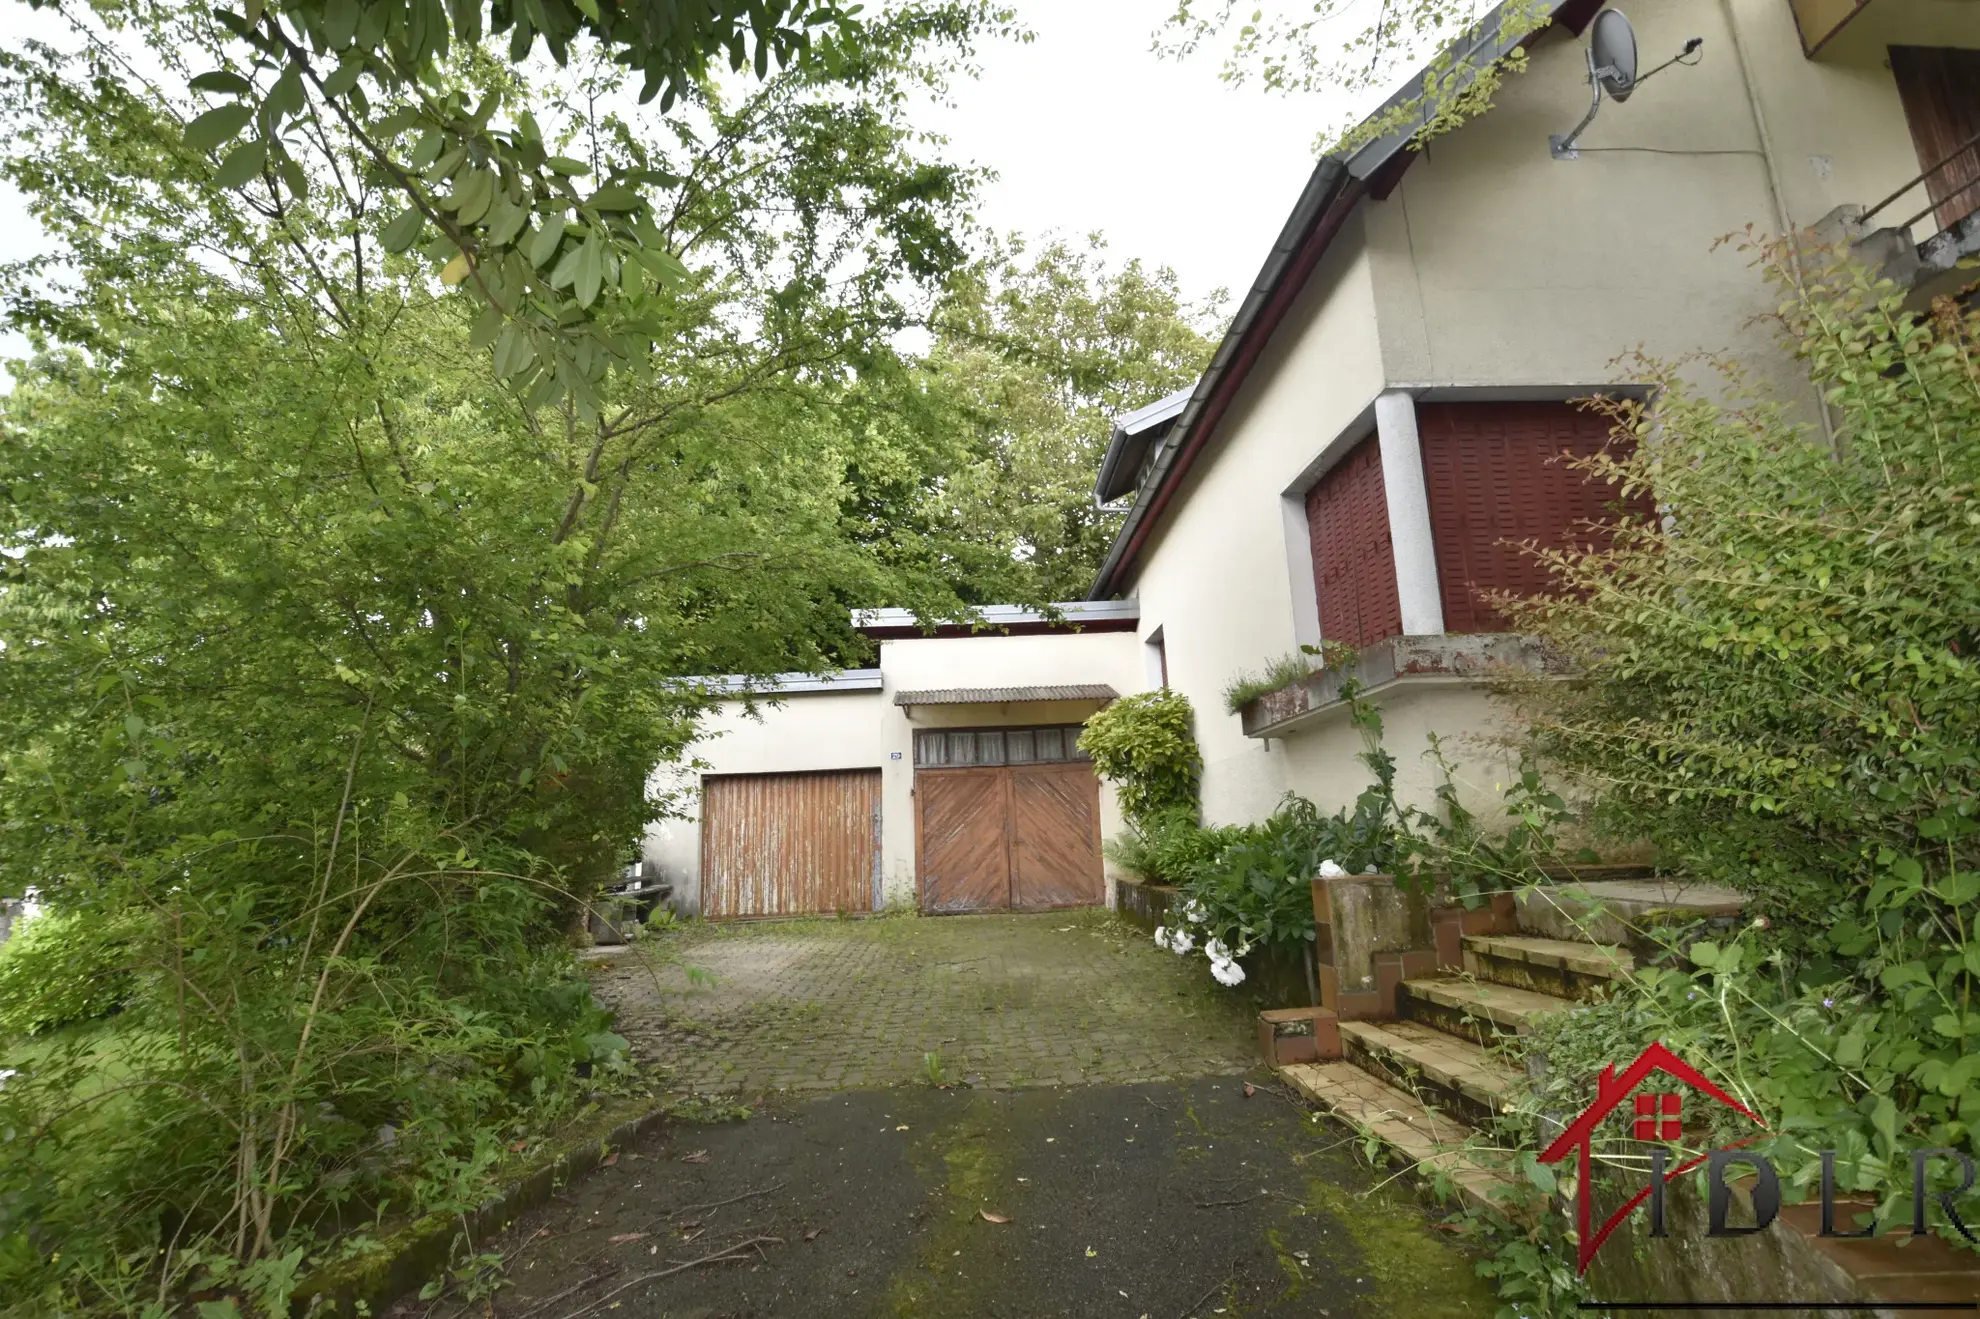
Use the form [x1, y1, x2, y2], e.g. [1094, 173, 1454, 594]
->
[643, 630, 1147, 913]
[1117, 0, 1980, 837]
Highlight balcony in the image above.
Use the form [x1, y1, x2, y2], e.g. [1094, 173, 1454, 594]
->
[1826, 128, 1980, 310]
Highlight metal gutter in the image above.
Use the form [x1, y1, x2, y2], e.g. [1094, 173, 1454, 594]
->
[692, 669, 885, 696]
[1088, 158, 1357, 599]
[852, 599, 1140, 638]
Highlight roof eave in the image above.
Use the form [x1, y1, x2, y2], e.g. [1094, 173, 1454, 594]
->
[1085, 0, 1605, 600]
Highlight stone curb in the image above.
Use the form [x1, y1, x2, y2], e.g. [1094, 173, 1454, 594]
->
[291, 1096, 673, 1317]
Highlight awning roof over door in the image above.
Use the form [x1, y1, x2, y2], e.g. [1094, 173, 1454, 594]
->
[892, 684, 1119, 707]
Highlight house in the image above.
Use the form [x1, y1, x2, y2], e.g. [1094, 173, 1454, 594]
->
[646, 0, 1980, 917]
[1085, 0, 1980, 830]
[643, 603, 1147, 917]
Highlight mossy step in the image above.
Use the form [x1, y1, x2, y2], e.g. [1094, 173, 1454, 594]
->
[1462, 935, 1631, 979]
[1516, 878, 1745, 950]
[1401, 977, 1573, 1036]
[1278, 1061, 1515, 1211]
[1339, 1019, 1521, 1117]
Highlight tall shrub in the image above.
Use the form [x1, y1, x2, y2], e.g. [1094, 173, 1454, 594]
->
[1078, 689, 1204, 827]
[1502, 240, 1980, 1221]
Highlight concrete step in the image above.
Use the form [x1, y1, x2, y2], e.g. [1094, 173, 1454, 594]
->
[1339, 1018, 1521, 1124]
[1400, 977, 1573, 1041]
[1516, 878, 1745, 951]
[1278, 1061, 1516, 1211]
[1462, 934, 1632, 1001]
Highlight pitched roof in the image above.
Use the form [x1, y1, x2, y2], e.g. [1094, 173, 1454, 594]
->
[1093, 385, 1193, 504]
[1087, 0, 1603, 600]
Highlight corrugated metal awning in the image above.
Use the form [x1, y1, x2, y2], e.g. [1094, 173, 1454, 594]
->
[893, 684, 1119, 707]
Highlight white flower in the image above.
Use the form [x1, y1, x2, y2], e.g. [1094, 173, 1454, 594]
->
[1364, 864, 1378, 875]
[1178, 899, 1205, 925]
[1204, 937, 1230, 963]
[1168, 927, 1195, 955]
[1153, 925, 1168, 949]
[1317, 860, 1347, 879]
[1209, 957, 1246, 987]
[0, 1069, 16, 1091]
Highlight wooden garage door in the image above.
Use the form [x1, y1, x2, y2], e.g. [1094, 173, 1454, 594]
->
[700, 770, 880, 919]
[914, 726, 1102, 914]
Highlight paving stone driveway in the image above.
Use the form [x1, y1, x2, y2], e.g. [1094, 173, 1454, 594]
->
[586, 910, 1258, 1095]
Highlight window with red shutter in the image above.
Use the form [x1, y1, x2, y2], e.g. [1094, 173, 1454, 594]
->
[1416, 401, 1653, 633]
[1304, 434, 1402, 648]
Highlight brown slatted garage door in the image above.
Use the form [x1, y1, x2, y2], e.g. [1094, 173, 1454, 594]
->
[913, 726, 1103, 914]
[700, 770, 881, 919]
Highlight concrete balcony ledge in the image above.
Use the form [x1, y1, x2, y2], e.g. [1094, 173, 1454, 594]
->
[1239, 633, 1568, 740]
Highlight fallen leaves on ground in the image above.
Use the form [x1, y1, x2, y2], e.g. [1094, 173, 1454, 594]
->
[680, 1149, 709, 1163]
[979, 1210, 1010, 1224]
[601, 1152, 619, 1166]
[607, 1232, 646, 1245]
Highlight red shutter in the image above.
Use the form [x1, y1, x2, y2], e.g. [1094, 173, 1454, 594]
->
[1417, 402, 1653, 633]
[1305, 434, 1402, 648]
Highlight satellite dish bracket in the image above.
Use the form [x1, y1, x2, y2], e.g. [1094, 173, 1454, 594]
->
[1549, 47, 1610, 160]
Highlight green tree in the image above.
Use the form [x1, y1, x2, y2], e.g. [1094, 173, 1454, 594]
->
[16, 0, 1013, 405]
[0, 6, 1001, 1309]
[1159, 0, 1556, 156]
[922, 236, 1222, 600]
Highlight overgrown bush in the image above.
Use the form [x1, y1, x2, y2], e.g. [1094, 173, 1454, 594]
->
[1102, 807, 1232, 886]
[0, 5, 1008, 1312]
[0, 908, 145, 1039]
[1079, 689, 1204, 826]
[1424, 242, 1980, 1316]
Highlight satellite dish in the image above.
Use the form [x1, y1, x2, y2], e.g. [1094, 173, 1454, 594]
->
[1552, 7, 1700, 159]
[1590, 9, 1639, 102]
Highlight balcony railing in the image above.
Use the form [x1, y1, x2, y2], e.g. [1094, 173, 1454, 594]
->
[1836, 128, 1980, 308]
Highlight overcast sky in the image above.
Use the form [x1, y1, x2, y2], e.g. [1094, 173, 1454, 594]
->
[0, 1, 1374, 361]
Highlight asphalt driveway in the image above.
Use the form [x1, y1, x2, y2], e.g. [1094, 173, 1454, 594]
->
[405, 914, 1494, 1317]
[458, 1077, 1494, 1318]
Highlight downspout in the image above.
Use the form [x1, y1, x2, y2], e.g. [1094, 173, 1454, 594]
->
[1718, 0, 1841, 450]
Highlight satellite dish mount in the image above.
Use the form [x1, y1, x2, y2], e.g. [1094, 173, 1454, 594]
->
[1551, 9, 1640, 159]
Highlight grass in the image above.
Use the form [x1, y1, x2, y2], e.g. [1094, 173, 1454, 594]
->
[1221, 651, 1317, 715]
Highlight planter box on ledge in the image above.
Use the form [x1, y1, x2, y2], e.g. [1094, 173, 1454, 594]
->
[1240, 634, 1569, 740]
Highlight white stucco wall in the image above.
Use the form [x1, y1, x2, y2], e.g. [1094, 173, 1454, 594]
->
[1118, 0, 1980, 836]
[1127, 232, 1390, 827]
[643, 629, 1148, 914]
